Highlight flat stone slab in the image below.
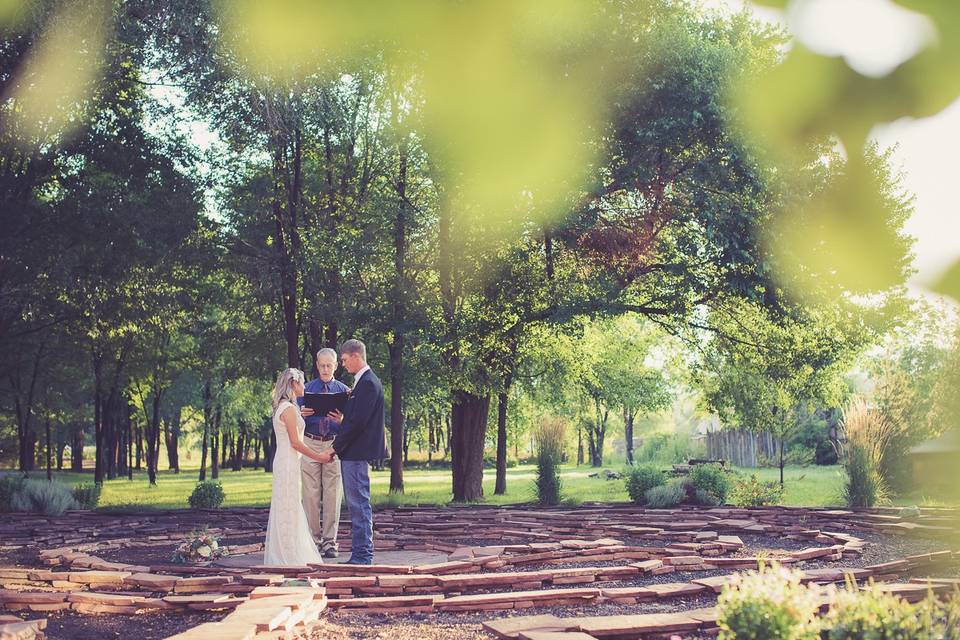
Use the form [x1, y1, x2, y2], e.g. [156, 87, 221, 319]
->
[482, 614, 572, 639]
[214, 549, 448, 568]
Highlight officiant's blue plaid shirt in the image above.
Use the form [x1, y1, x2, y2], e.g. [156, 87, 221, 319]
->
[299, 377, 350, 438]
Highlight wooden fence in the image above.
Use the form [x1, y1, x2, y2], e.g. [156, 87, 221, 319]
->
[703, 429, 779, 468]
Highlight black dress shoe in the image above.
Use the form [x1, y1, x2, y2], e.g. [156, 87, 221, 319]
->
[345, 557, 372, 565]
[322, 547, 338, 559]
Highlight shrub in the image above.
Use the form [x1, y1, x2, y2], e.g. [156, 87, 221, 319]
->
[0, 474, 26, 512]
[717, 563, 821, 640]
[822, 581, 948, 639]
[693, 488, 721, 506]
[188, 481, 225, 509]
[644, 480, 687, 508]
[10, 480, 78, 516]
[840, 398, 889, 508]
[533, 416, 566, 506]
[688, 463, 730, 503]
[624, 464, 666, 504]
[731, 473, 784, 507]
[71, 483, 102, 510]
[636, 430, 703, 464]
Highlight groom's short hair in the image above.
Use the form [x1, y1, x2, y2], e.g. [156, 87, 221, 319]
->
[341, 339, 366, 360]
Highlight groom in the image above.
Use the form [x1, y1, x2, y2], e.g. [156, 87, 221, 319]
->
[328, 339, 386, 565]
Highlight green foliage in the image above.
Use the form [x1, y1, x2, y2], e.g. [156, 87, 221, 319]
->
[71, 483, 102, 510]
[823, 581, 957, 640]
[624, 464, 666, 504]
[688, 463, 730, 503]
[188, 481, 225, 510]
[533, 417, 565, 506]
[791, 412, 840, 466]
[636, 432, 696, 465]
[731, 473, 784, 507]
[717, 563, 821, 640]
[644, 480, 687, 508]
[0, 474, 26, 512]
[9, 480, 78, 516]
[693, 488, 721, 507]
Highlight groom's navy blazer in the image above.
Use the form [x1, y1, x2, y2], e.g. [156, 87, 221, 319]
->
[332, 368, 387, 461]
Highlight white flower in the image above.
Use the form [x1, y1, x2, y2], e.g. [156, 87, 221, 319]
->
[197, 545, 212, 558]
[210, 541, 218, 551]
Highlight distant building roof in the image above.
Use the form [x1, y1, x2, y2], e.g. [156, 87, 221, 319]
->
[910, 430, 960, 455]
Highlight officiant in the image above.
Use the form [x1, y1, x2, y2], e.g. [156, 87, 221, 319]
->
[297, 347, 349, 558]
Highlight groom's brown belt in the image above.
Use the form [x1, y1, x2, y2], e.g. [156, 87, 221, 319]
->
[305, 432, 335, 442]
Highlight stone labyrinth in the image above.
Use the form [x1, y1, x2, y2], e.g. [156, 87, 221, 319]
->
[1, 504, 958, 639]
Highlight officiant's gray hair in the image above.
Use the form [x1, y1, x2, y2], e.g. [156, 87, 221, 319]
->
[341, 339, 366, 360]
[271, 367, 304, 410]
[316, 348, 337, 364]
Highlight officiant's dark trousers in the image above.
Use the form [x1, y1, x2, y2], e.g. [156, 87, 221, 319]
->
[341, 460, 374, 563]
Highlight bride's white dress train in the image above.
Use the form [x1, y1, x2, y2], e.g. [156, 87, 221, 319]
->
[264, 401, 322, 566]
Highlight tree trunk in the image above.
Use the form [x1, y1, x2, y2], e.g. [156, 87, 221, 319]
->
[125, 400, 133, 480]
[388, 340, 405, 492]
[427, 413, 434, 464]
[450, 391, 490, 502]
[71, 425, 84, 472]
[14, 344, 43, 473]
[211, 404, 221, 480]
[199, 381, 210, 481]
[146, 385, 162, 485]
[264, 430, 275, 473]
[494, 389, 510, 495]
[135, 424, 143, 469]
[271, 138, 301, 369]
[577, 423, 584, 466]
[45, 417, 52, 481]
[624, 407, 635, 466]
[56, 430, 65, 471]
[164, 407, 181, 472]
[387, 139, 410, 492]
[94, 364, 104, 484]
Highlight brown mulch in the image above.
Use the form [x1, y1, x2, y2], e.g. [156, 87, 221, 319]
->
[91, 535, 264, 567]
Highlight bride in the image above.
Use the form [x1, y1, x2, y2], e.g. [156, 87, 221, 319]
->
[264, 367, 335, 566]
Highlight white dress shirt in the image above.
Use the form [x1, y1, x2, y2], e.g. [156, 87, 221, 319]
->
[352, 365, 370, 390]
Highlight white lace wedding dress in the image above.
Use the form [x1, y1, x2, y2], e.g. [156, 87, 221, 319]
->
[264, 401, 323, 566]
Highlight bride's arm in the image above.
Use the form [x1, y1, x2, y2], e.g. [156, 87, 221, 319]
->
[281, 406, 332, 463]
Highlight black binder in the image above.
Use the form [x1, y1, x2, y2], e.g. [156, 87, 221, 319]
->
[303, 391, 348, 414]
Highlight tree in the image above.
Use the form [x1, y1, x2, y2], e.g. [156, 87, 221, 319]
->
[694, 301, 879, 486]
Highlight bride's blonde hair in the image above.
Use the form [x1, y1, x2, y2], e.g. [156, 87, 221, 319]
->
[272, 367, 304, 410]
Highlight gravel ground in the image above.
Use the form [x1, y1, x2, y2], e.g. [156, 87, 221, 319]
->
[324, 595, 720, 640]
[14, 610, 224, 640]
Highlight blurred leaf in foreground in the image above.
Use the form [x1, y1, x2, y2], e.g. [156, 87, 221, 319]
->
[216, 0, 628, 235]
[0, 0, 110, 150]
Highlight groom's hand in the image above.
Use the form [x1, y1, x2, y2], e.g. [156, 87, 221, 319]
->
[300, 407, 315, 417]
[327, 409, 343, 423]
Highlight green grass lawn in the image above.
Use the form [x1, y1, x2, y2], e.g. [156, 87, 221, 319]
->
[15, 463, 850, 510]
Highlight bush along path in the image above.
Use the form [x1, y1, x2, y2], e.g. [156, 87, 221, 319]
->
[0, 503, 958, 639]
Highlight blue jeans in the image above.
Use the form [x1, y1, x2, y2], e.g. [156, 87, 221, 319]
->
[340, 460, 373, 563]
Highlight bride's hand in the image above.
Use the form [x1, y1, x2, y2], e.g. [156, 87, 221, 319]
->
[316, 451, 335, 464]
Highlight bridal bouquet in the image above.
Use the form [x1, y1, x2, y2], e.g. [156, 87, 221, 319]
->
[172, 527, 229, 564]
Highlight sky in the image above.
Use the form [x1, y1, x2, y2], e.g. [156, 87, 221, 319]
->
[709, 0, 959, 292]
